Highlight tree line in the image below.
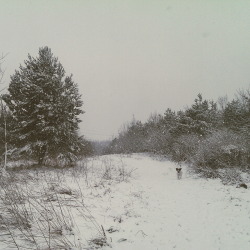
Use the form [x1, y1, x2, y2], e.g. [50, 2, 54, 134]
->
[105, 91, 250, 172]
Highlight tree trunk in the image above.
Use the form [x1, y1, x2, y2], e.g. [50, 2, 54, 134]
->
[38, 145, 47, 166]
[4, 120, 7, 169]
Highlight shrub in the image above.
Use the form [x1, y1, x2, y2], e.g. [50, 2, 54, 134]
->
[171, 134, 201, 162]
[193, 129, 248, 169]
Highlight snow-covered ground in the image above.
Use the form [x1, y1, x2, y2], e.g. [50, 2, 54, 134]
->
[98, 154, 250, 250]
[0, 154, 250, 250]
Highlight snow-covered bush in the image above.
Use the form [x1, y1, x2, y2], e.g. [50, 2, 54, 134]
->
[193, 129, 248, 169]
[218, 167, 244, 185]
[171, 134, 201, 162]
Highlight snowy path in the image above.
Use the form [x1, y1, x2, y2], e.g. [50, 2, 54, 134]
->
[97, 154, 250, 250]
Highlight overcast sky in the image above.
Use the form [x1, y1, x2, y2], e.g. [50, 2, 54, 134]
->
[1, 0, 250, 140]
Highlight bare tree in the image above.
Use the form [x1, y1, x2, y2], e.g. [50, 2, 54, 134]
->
[0, 98, 7, 169]
[0, 54, 8, 170]
[0, 53, 7, 86]
[237, 87, 250, 106]
[217, 95, 228, 111]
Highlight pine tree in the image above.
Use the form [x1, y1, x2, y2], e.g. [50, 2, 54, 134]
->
[223, 91, 250, 140]
[172, 94, 219, 137]
[3, 47, 84, 165]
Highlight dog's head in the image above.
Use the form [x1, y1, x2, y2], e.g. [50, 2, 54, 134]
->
[176, 168, 182, 173]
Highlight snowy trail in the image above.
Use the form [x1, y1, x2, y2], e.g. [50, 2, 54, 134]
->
[98, 154, 250, 250]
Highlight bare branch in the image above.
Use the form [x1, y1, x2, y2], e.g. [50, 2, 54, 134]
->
[0, 53, 8, 85]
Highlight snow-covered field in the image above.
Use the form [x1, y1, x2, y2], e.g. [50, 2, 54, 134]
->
[0, 154, 250, 250]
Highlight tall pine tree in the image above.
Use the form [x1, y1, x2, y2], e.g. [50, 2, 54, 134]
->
[3, 47, 84, 165]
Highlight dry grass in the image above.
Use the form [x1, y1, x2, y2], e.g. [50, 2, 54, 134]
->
[0, 155, 134, 249]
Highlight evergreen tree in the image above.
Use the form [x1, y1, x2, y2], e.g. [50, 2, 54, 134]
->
[223, 90, 250, 141]
[223, 100, 243, 131]
[3, 47, 84, 165]
[171, 94, 219, 137]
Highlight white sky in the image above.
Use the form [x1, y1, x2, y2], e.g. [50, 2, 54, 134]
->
[1, 0, 250, 140]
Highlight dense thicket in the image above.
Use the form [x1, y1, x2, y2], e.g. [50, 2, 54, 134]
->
[106, 92, 250, 172]
[1, 47, 92, 166]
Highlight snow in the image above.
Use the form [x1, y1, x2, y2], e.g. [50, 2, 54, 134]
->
[0, 154, 250, 250]
[97, 154, 250, 250]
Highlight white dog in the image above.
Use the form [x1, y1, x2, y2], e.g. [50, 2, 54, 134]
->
[176, 167, 182, 180]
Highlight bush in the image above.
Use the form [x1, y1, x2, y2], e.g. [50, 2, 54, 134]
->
[193, 129, 248, 169]
[144, 129, 173, 155]
[171, 134, 201, 162]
